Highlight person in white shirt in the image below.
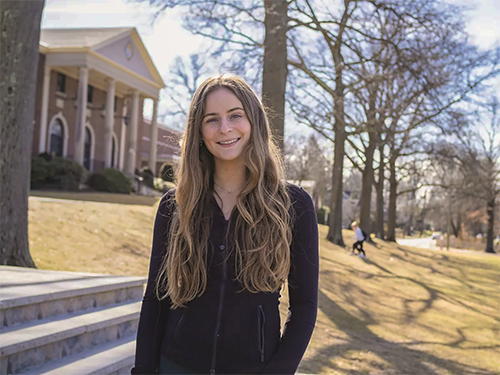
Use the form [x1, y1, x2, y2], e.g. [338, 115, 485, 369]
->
[350, 221, 366, 258]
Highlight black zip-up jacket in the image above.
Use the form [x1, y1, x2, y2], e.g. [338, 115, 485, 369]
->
[132, 184, 319, 374]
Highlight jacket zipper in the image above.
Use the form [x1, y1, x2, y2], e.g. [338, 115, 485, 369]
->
[173, 311, 184, 343]
[258, 305, 265, 362]
[210, 221, 228, 375]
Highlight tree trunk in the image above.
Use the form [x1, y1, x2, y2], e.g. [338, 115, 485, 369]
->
[451, 212, 461, 238]
[375, 143, 385, 239]
[387, 155, 398, 242]
[360, 132, 376, 236]
[325, 1, 354, 248]
[405, 213, 413, 236]
[0, 0, 44, 267]
[327, 127, 346, 246]
[485, 198, 495, 253]
[262, 0, 288, 154]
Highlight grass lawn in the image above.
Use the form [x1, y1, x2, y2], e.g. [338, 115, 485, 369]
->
[28, 195, 500, 374]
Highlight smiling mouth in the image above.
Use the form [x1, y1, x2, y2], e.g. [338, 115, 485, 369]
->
[217, 138, 240, 145]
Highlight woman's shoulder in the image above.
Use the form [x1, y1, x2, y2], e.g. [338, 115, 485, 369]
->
[158, 188, 177, 214]
[161, 188, 176, 200]
[284, 182, 316, 230]
[284, 182, 314, 208]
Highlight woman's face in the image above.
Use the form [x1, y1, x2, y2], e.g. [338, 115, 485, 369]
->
[201, 88, 252, 166]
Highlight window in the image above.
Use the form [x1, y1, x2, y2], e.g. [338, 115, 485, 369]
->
[111, 138, 116, 168]
[84, 127, 92, 170]
[87, 85, 94, 104]
[114, 96, 118, 112]
[49, 119, 64, 157]
[56, 73, 66, 94]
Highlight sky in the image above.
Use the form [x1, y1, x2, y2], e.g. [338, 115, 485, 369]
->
[42, 0, 203, 71]
[41, 0, 500, 137]
[42, 0, 204, 124]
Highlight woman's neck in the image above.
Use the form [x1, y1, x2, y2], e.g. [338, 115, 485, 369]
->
[213, 161, 246, 191]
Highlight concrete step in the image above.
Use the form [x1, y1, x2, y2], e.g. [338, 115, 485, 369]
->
[0, 301, 141, 374]
[0, 266, 146, 328]
[20, 335, 136, 375]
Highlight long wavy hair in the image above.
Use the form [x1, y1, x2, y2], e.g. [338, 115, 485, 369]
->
[156, 75, 292, 308]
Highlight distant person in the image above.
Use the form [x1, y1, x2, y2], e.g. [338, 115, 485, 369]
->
[350, 221, 367, 258]
[132, 75, 319, 374]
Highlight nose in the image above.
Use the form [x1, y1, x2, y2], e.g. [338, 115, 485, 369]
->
[218, 117, 232, 134]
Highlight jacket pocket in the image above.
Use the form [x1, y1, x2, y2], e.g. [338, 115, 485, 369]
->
[258, 305, 266, 362]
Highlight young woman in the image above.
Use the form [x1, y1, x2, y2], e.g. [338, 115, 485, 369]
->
[350, 221, 366, 258]
[132, 75, 319, 375]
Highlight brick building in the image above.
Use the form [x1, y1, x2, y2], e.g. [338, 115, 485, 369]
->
[33, 27, 180, 176]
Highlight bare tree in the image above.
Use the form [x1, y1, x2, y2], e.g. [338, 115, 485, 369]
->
[140, 0, 288, 152]
[287, 0, 360, 247]
[0, 0, 45, 266]
[437, 101, 500, 253]
[374, 141, 386, 239]
[161, 53, 209, 128]
[287, 0, 499, 245]
[262, 0, 288, 151]
[426, 150, 471, 243]
[284, 134, 330, 203]
[141, 0, 500, 249]
[284, 135, 309, 183]
[382, 39, 499, 241]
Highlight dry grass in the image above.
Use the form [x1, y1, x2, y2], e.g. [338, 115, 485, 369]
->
[30, 190, 160, 206]
[29, 196, 157, 275]
[28, 195, 500, 374]
[297, 225, 500, 375]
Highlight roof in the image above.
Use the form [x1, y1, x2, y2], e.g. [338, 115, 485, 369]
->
[40, 27, 165, 88]
[40, 27, 132, 49]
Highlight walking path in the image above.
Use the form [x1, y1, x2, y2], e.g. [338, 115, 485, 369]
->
[397, 237, 498, 256]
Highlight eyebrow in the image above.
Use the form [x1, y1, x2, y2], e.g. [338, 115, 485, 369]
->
[202, 107, 244, 119]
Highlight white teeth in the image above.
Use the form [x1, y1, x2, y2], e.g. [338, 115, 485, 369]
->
[219, 138, 239, 145]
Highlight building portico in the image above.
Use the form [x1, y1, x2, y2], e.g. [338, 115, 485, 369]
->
[35, 27, 169, 175]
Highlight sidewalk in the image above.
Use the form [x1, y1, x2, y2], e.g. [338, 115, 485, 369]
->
[397, 237, 498, 256]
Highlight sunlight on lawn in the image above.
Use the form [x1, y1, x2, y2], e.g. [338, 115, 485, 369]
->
[28, 199, 500, 375]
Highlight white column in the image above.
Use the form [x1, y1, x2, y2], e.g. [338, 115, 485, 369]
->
[119, 100, 127, 171]
[74, 67, 89, 165]
[126, 90, 139, 175]
[148, 99, 159, 174]
[103, 79, 115, 168]
[38, 65, 51, 153]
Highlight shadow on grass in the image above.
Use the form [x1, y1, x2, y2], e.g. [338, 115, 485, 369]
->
[300, 289, 498, 375]
[359, 255, 500, 324]
[113, 242, 151, 258]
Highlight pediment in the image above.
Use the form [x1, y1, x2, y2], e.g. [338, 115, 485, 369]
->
[94, 31, 163, 87]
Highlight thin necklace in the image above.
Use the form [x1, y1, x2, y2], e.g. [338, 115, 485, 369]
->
[214, 181, 243, 195]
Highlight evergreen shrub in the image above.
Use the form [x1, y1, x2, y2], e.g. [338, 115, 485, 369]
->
[316, 205, 330, 225]
[88, 168, 132, 194]
[31, 156, 84, 191]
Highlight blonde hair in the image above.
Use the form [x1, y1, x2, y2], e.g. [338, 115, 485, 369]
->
[156, 75, 292, 308]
